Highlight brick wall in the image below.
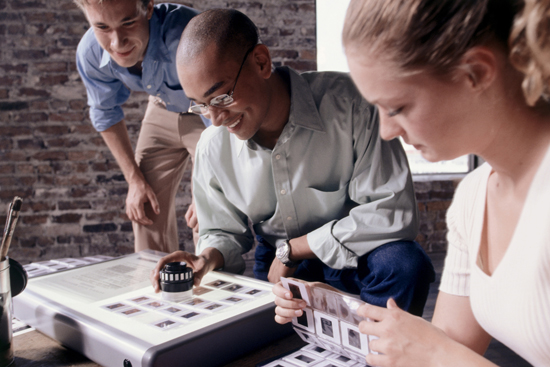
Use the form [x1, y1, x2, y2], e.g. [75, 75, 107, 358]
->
[0, 0, 455, 265]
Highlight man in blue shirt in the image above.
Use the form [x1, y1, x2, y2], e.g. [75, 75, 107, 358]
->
[152, 9, 435, 316]
[74, 0, 208, 252]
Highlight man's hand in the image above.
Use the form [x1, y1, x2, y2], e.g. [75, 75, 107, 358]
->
[99, 121, 160, 226]
[126, 178, 160, 226]
[150, 248, 225, 292]
[268, 258, 297, 284]
[272, 280, 307, 324]
[185, 199, 198, 232]
[150, 251, 209, 292]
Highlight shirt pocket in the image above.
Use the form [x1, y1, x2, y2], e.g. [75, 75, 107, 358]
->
[305, 185, 349, 222]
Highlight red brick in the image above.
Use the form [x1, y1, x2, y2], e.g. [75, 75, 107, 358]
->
[0, 75, 21, 86]
[14, 112, 48, 123]
[50, 111, 85, 122]
[18, 88, 50, 97]
[32, 151, 67, 161]
[34, 62, 67, 72]
[39, 75, 69, 86]
[68, 150, 97, 161]
[0, 164, 15, 174]
[23, 12, 57, 23]
[13, 49, 46, 60]
[21, 215, 48, 225]
[0, 64, 28, 73]
[30, 100, 49, 110]
[0, 126, 32, 136]
[35, 125, 70, 135]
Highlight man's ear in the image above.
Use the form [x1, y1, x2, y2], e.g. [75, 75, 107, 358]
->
[146, 0, 155, 20]
[457, 46, 498, 91]
[251, 44, 273, 79]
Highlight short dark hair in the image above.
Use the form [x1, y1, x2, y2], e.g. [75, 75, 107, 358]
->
[177, 8, 260, 66]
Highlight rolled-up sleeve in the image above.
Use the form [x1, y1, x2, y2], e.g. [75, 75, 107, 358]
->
[76, 36, 130, 132]
[193, 134, 254, 274]
[307, 102, 418, 269]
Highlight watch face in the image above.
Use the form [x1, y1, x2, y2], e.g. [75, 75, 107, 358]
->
[276, 246, 286, 258]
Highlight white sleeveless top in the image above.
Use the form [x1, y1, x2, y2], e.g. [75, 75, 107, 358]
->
[440, 145, 550, 366]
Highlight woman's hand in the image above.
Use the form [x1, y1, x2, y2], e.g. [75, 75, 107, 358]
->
[358, 298, 450, 367]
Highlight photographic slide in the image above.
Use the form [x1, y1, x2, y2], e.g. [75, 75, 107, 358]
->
[221, 283, 245, 293]
[336, 295, 364, 326]
[206, 280, 230, 288]
[151, 319, 180, 330]
[181, 297, 207, 307]
[142, 300, 168, 309]
[340, 321, 370, 356]
[242, 288, 267, 297]
[128, 296, 152, 304]
[282, 350, 323, 366]
[326, 352, 358, 366]
[294, 328, 320, 345]
[302, 343, 333, 358]
[220, 296, 247, 305]
[102, 302, 129, 312]
[192, 286, 213, 296]
[161, 306, 185, 315]
[292, 306, 315, 333]
[280, 277, 310, 306]
[200, 302, 229, 313]
[179, 310, 206, 322]
[261, 360, 297, 367]
[310, 286, 339, 317]
[314, 311, 341, 344]
[117, 307, 146, 317]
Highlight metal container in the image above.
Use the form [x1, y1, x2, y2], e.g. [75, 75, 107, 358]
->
[0, 258, 13, 367]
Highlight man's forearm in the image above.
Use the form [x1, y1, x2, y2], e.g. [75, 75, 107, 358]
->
[99, 120, 144, 185]
[288, 235, 315, 261]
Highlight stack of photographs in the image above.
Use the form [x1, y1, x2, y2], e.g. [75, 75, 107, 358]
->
[100, 277, 269, 332]
[259, 278, 378, 367]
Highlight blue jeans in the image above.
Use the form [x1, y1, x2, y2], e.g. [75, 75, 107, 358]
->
[253, 237, 435, 317]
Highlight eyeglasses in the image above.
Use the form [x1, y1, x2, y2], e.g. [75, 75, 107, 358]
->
[188, 46, 256, 115]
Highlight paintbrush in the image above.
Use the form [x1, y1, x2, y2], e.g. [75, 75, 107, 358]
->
[0, 197, 22, 261]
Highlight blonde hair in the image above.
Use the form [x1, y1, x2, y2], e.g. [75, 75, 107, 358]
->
[510, 0, 550, 105]
[73, 0, 150, 12]
[342, 0, 550, 106]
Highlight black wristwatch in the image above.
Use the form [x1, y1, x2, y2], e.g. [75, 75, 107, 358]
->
[276, 240, 299, 268]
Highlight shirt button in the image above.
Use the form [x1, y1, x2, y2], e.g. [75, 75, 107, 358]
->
[147, 85, 152, 89]
[275, 154, 281, 160]
[157, 93, 160, 96]
[280, 189, 286, 195]
[287, 216, 292, 221]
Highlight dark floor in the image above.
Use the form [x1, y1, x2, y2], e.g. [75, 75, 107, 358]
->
[244, 252, 532, 366]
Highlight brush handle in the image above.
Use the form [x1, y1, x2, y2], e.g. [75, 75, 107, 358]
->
[0, 197, 22, 261]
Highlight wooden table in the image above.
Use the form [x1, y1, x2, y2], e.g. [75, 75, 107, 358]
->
[12, 329, 306, 367]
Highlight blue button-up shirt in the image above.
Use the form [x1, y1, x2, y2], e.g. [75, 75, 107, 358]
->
[193, 67, 418, 274]
[76, 3, 205, 131]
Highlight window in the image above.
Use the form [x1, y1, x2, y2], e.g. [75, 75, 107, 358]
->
[316, 0, 471, 174]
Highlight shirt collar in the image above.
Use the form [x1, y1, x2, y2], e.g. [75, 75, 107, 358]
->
[99, 10, 171, 68]
[234, 66, 325, 156]
[283, 66, 325, 133]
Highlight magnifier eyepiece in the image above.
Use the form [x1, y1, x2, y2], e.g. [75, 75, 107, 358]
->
[159, 261, 194, 301]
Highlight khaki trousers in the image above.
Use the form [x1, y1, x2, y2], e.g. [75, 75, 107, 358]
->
[133, 96, 205, 253]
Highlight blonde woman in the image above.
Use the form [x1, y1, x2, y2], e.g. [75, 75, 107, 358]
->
[273, 0, 550, 366]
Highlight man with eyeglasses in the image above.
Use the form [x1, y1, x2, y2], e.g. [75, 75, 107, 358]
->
[151, 9, 435, 316]
[74, 0, 209, 253]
